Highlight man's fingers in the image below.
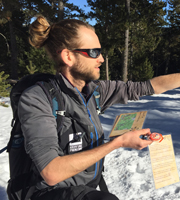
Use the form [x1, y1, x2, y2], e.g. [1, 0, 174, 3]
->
[137, 128, 151, 136]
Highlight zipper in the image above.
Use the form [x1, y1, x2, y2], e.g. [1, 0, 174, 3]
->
[90, 132, 93, 149]
[75, 87, 100, 179]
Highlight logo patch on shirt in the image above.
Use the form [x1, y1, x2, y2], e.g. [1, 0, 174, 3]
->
[69, 132, 83, 152]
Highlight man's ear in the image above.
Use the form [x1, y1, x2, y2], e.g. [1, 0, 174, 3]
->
[60, 49, 74, 67]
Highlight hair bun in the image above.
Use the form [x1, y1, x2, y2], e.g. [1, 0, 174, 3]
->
[29, 15, 50, 48]
[38, 17, 50, 28]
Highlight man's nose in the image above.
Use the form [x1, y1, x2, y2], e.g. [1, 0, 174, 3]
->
[99, 54, 104, 63]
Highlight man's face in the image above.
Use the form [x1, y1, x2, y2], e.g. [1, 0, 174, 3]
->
[70, 27, 104, 82]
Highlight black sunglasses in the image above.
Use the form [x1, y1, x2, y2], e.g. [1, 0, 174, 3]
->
[71, 48, 101, 58]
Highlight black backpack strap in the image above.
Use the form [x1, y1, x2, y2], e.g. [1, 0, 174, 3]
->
[93, 90, 103, 115]
[0, 146, 7, 154]
[7, 117, 21, 153]
[36, 78, 68, 133]
[98, 166, 109, 193]
[99, 174, 109, 193]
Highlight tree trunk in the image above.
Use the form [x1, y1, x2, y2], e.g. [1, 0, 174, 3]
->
[129, 39, 133, 80]
[105, 23, 109, 80]
[58, 0, 64, 21]
[122, 30, 129, 82]
[9, 20, 18, 79]
[122, 0, 130, 82]
[164, 57, 170, 75]
[105, 50, 109, 80]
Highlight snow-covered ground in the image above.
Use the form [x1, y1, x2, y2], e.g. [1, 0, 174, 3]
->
[1, 89, 180, 200]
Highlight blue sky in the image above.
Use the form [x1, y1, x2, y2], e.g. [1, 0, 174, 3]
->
[68, 0, 96, 25]
[68, 0, 90, 12]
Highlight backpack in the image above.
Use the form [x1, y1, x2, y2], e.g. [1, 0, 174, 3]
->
[0, 73, 105, 200]
[6, 73, 66, 200]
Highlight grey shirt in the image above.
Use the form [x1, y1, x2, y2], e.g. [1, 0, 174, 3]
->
[18, 76, 154, 173]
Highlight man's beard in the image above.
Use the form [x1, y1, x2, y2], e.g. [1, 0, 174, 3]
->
[70, 58, 100, 82]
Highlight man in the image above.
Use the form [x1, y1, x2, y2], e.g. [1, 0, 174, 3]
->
[17, 16, 180, 200]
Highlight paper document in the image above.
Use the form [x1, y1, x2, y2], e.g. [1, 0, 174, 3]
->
[109, 111, 147, 138]
[149, 135, 179, 189]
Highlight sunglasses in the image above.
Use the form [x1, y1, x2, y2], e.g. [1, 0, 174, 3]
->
[71, 48, 101, 58]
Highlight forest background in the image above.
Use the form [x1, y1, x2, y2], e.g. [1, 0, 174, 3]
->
[0, 0, 180, 94]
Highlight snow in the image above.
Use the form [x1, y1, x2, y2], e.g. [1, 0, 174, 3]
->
[1, 89, 180, 200]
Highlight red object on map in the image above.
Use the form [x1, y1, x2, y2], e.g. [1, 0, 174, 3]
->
[150, 133, 163, 142]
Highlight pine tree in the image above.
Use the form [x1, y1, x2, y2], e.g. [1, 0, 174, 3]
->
[128, 0, 166, 79]
[19, 47, 56, 76]
[129, 55, 154, 81]
[26, 61, 38, 74]
[165, 0, 180, 74]
[0, 71, 11, 97]
[87, 0, 166, 81]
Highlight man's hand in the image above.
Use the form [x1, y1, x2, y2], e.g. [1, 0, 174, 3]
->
[112, 128, 153, 150]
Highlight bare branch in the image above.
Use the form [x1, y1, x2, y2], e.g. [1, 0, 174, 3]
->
[0, 32, 10, 54]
